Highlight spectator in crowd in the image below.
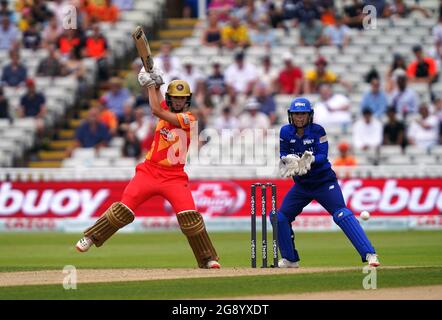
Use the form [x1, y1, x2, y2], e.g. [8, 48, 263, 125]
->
[208, 0, 235, 23]
[431, 96, 442, 143]
[124, 58, 143, 97]
[257, 55, 278, 94]
[276, 52, 303, 95]
[83, 23, 109, 81]
[304, 56, 349, 94]
[352, 108, 383, 151]
[299, 16, 326, 47]
[323, 14, 351, 50]
[30, 0, 52, 24]
[18, 78, 46, 135]
[363, 0, 388, 17]
[214, 106, 240, 132]
[97, 96, 118, 136]
[103, 77, 132, 118]
[57, 29, 82, 58]
[93, 0, 120, 24]
[225, 51, 257, 102]
[154, 41, 182, 76]
[361, 78, 388, 118]
[0, 16, 19, 51]
[18, 6, 34, 32]
[205, 58, 227, 98]
[157, 55, 183, 95]
[407, 103, 439, 150]
[254, 81, 277, 125]
[22, 22, 41, 49]
[42, 15, 62, 48]
[383, 106, 406, 147]
[385, 53, 407, 93]
[72, 107, 111, 152]
[129, 107, 154, 151]
[117, 103, 135, 136]
[0, 85, 10, 120]
[123, 129, 141, 158]
[407, 45, 438, 84]
[181, 56, 205, 98]
[314, 83, 352, 131]
[201, 11, 222, 47]
[364, 65, 380, 83]
[333, 141, 357, 166]
[64, 47, 86, 85]
[47, 0, 72, 27]
[343, 0, 365, 29]
[291, 0, 321, 24]
[0, 0, 15, 23]
[238, 97, 270, 130]
[389, 70, 419, 117]
[221, 15, 250, 49]
[1, 50, 27, 87]
[432, 14, 442, 59]
[268, 1, 284, 28]
[320, 4, 336, 26]
[36, 44, 64, 77]
[384, 0, 431, 18]
[249, 15, 276, 47]
[134, 86, 150, 111]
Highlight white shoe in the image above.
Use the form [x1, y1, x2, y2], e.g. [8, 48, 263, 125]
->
[278, 258, 299, 268]
[366, 253, 380, 267]
[206, 260, 221, 269]
[76, 237, 94, 252]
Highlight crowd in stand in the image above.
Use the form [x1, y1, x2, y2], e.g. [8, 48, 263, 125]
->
[2, 0, 442, 167]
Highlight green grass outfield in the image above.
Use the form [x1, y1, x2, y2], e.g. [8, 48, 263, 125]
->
[0, 231, 441, 299]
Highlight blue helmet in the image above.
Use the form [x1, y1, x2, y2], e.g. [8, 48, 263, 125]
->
[287, 97, 314, 127]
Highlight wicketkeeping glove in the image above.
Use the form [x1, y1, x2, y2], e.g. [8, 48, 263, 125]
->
[280, 154, 300, 177]
[297, 151, 315, 176]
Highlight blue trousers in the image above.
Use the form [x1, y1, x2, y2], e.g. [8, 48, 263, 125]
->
[277, 179, 376, 263]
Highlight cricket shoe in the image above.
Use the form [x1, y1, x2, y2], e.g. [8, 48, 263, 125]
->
[76, 237, 94, 252]
[206, 260, 221, 269]
[278, 258, 299, 268]
[366, 253, 380, 267]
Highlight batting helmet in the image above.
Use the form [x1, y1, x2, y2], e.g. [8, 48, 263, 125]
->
[165, 80, 192, 112]
[287, 97, 314, 127]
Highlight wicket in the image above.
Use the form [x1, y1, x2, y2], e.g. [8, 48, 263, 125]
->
[251, 183, 278, 268]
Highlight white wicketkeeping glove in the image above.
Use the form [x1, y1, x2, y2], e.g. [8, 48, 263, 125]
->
[280, 154, 300, 177]
[297, 151, 315, 176]
[138, 67, 155, 87]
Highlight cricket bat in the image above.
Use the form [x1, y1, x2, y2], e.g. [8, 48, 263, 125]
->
[132, 26, 154, 72]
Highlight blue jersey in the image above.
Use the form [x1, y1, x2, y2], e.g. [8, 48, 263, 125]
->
[279, 123, 336, 187]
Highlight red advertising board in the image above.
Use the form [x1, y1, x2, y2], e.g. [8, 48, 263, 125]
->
[1, 179, 442, 219]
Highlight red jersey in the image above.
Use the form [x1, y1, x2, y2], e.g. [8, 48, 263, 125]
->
[145, 101, 195, 169]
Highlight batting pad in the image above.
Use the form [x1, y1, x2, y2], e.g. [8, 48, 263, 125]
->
[333, 208, 376, 262]
[84, 202, 135, 247]
[177, 210, 219, 268]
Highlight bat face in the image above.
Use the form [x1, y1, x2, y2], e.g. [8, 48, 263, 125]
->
[132, 26, 154, 71]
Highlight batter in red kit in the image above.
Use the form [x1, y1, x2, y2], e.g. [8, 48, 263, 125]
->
[75, 66, 220, 269]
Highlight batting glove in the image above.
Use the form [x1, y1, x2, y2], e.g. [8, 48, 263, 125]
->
[138, 67, 155, 87]
[147, 66, 165, 88]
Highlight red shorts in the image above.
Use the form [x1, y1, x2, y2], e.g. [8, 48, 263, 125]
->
[121, 161, 196, 214]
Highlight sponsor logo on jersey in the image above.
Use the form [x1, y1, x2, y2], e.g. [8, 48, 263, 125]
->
[303, 139, 314, 145]
[290, 139, 296, 143]
[320, 135, 328, 143]
[182, 113, 190, 125]
[160, 128, 175, 141]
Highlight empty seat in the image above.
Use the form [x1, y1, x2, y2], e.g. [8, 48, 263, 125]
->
[98, 147, 122, 158]
[379, 145, 403, 156]
[71, 148, 96, 159]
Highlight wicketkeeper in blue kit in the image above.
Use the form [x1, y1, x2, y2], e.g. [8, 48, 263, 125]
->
[277, 97, 380, 268]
